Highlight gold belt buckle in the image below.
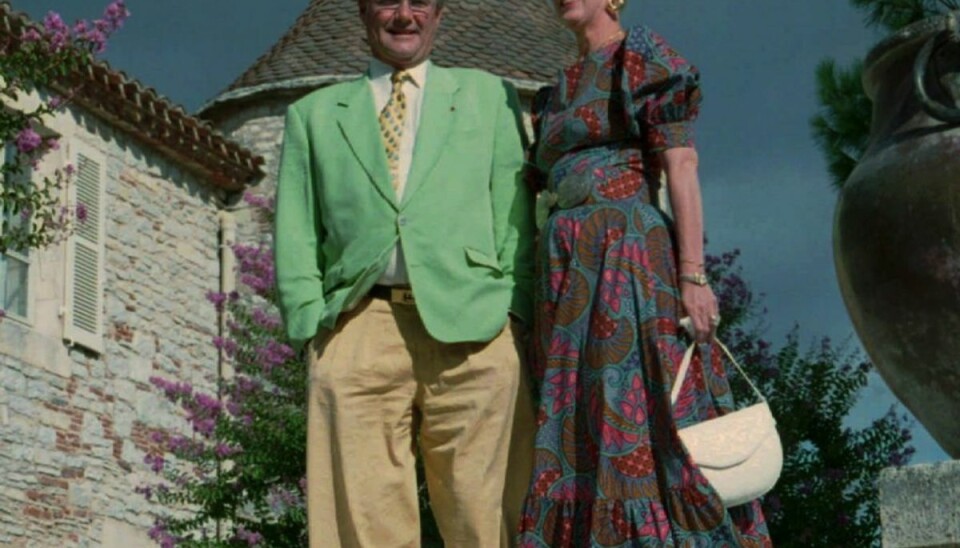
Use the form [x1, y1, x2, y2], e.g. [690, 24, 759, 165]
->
[390, 287, 416, 305]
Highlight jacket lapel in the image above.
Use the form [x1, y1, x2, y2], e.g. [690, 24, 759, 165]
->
[402, 64, 460, 207]
[335, 78, 397, 209]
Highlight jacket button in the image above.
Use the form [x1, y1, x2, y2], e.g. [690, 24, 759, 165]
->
[397, 216, 408, 227]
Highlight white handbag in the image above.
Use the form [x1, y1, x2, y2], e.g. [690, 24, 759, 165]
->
[672, 331, 783, 507]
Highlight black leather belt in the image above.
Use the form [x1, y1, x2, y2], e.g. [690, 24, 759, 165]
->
[369, 285, 416, 305]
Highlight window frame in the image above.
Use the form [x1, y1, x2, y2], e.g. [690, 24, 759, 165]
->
[0, 141, 36, 325]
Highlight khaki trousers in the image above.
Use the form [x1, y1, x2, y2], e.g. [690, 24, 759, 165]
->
[306, 297, 535, 547]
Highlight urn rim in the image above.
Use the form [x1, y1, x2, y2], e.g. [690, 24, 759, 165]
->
[864, 11, 958, 73]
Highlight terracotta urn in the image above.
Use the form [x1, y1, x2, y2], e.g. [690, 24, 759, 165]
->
[835, 12, 960, 458]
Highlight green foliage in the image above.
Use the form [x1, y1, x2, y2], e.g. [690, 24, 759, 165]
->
[709, 251, 914, 547]
[0, 3, 128, 253]
[810, 60, 872, 189]
[0, 38, 89, 253]
[811, 0, 957, 189]
[142, 226, 308, 546]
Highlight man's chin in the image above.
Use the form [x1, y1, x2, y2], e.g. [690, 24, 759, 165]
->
[381, 50, 424, 67]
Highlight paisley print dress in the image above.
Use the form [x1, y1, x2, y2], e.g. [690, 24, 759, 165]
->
[517, 26, 773, 547]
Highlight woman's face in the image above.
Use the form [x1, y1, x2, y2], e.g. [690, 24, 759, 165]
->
[553, 0, 608, 29]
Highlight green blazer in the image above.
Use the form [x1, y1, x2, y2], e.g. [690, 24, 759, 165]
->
[274, 62, 535, 349]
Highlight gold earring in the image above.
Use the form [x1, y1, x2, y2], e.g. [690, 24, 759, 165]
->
[606, 0, 625, 14]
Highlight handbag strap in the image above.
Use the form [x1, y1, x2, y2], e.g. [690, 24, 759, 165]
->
[671, 337, 767, 406]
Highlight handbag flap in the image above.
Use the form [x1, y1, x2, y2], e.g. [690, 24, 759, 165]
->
[678, 403, 778, 470]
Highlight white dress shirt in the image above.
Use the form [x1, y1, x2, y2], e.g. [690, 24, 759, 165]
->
[368, 57, 428, 286]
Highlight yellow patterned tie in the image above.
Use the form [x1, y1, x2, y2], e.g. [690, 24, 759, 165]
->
[379, 70, 409, 193]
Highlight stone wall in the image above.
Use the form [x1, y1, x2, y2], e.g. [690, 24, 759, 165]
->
[0, 102, 226, 546]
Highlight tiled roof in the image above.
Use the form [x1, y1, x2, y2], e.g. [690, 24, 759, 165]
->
[1, 2, 263, 191]
[214, 0, 576, 106]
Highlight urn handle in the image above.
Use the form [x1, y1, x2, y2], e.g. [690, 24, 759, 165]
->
[914, 11, 960, 123]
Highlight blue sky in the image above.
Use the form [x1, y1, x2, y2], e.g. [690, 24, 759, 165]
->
[19, 0, 948, 464]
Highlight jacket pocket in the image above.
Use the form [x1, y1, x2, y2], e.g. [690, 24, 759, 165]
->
[464, 247, 503, 274]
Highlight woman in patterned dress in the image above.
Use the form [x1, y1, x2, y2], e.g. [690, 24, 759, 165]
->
[517, 0, 774, 546]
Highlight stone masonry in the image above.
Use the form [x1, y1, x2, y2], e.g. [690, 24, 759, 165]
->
[0, 104, 226, 547]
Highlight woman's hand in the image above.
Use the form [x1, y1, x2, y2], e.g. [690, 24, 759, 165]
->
[680, 281, 719, 343]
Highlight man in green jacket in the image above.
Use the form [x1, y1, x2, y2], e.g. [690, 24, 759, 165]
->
[273, 0, 535, 545]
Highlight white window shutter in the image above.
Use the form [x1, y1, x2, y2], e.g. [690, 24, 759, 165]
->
[64, 142, 106, 353]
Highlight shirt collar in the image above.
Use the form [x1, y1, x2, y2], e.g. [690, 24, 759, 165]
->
[368, 57, 429, 89]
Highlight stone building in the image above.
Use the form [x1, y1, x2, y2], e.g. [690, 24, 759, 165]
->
[0, 0, 572, 545]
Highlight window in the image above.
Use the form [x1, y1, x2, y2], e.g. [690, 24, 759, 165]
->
[63, 140, 106, 353]
[1, 143, 31, 320]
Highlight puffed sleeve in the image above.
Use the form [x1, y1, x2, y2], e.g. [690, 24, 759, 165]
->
[624, 27, 702, 152]
[523, 85, 553, 193]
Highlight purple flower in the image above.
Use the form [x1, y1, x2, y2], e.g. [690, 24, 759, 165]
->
[144, 453, 165, 473]
[255, 340, 295, 373]
[215, 443, 242, 459]
[42, 12, 70, 51]
[83, 29, 107, 54]
[233, 527, 264, 546]
[42, 12, 68, 35]
[226, 400, 243, 417]
[148, 520, 178, 548]
[102, 1, 130, 32]
[15, 127, 43, 155]
[243, 191, 276, 213]
[213, 336, 239, 357]
[75, 203, 88, 224]
[134, 484, 154, 501]
[150, 376, 194, 401]
[252, 308, 282, 330]
[64, 164, 75, 176]
[206, 291, 227, 311]
[194, 392, 223, 415]
[21, 28, 42, 42]
[267, 485, 304, 514]
[192, 417, 216, 437]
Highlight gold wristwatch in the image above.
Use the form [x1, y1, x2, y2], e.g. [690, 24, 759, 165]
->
[679, 272, 709, 286]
